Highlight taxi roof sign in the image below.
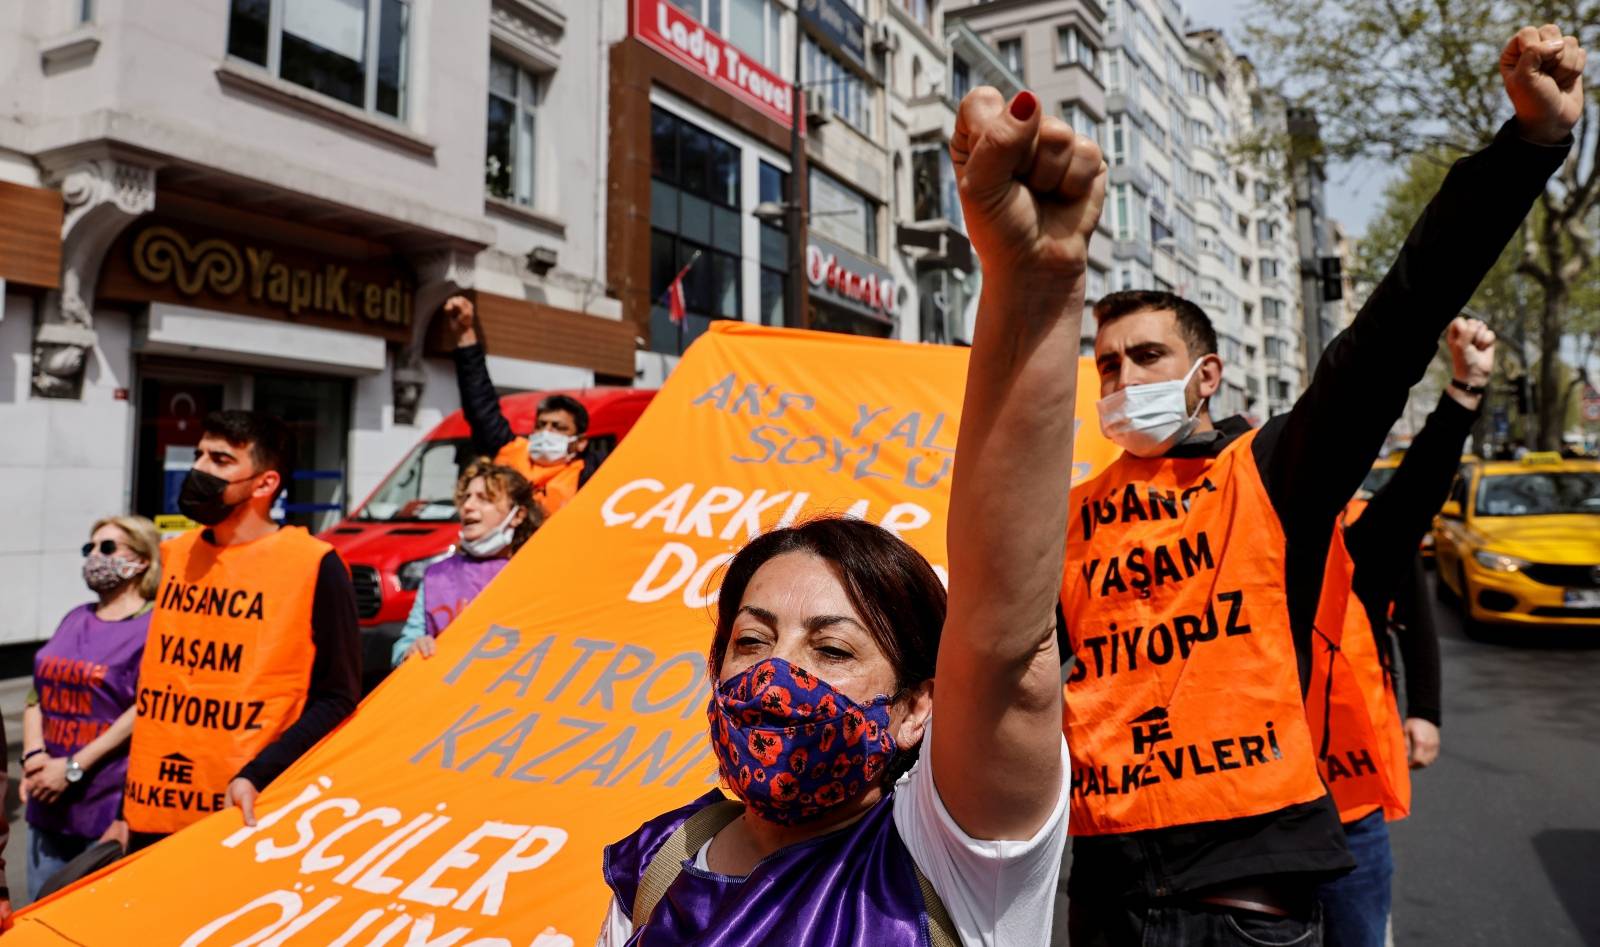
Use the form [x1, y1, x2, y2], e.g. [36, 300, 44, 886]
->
[1519, 451, 1565, 466]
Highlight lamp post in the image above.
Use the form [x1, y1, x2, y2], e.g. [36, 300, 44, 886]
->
[788, 20, 808, 329]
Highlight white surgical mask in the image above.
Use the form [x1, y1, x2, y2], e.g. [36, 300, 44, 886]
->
[459, 508, 521, 559]
[526, 430, 576, 465]
[1096, 358, 1208, 458]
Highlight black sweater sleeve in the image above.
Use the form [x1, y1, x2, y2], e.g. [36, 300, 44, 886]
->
[1252, 121, 1567, 690]
[452, 343, 517, 458]
[1346, 391, 1479, 606]
[235, 552, 361, 789]
[1391, 555, 1443, 725]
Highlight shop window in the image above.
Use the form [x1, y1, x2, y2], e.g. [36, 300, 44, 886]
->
[810, 166, 877, 257]
[650, 107, 743, 352]
[803, 36, 874, 134]
[486, 52, 541, 207]
[226, 0, 410, 119]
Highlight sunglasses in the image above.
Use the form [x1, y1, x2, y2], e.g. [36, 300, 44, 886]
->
[81, 539, 123, 557]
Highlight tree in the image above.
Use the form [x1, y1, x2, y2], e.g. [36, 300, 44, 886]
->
[1246, 0, 1600, 448]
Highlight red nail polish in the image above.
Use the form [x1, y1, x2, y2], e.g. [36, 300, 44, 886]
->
[1010, 91, 1037, 120]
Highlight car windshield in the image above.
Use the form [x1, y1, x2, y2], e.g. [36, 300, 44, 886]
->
[355, 438, 477, 522]
[1359, 466, 1397, 495]
[1474, 472, 1600, 517]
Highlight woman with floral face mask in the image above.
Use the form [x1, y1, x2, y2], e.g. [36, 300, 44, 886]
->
[599, 86, 1104, 946]
[391, 460, 541, 666]
[21, 515, 161, 901]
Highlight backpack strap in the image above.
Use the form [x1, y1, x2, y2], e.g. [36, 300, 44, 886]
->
[631, 799, 963, 947]
[631, 799, 743, 929]
[914, 865, 961, 947]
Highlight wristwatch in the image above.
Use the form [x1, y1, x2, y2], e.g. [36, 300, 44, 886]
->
[1451, 378, 1488, 396]
[65, 757, 84, 784]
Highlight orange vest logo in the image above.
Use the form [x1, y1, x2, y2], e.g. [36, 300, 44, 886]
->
[1060, 431, 1328, 834]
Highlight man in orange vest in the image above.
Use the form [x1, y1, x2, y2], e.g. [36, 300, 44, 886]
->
[123, 411, 360, 850]
[1310, 316, 1493, 946]
[1060, 25, 1581, 945]
[443, 294, 589, 517]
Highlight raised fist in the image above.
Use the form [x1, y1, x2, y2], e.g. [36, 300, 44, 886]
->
[1447, 316, 1495, 386]
[1500, 25, 1586, 145]
[950, 88, 1106, 279]
[444, 294, 477, 348]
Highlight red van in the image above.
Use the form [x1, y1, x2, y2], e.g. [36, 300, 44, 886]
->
[321, 387, 655, 687]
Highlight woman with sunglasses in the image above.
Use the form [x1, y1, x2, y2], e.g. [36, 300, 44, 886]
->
[20, 515, 161, 900]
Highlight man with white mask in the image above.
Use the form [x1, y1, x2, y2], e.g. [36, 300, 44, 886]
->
[1058, 23, 1585, 946]
[443, 294, 592, 518]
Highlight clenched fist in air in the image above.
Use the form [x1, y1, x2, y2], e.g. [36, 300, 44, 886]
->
[1501, 24, 1586, 145]
[951, 89, 1107, 280]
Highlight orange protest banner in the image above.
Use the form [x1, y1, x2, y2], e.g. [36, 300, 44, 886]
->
[13, 323, 1117, 945]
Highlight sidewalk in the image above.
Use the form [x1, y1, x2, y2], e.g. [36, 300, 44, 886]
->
[1, 675, 36, 905]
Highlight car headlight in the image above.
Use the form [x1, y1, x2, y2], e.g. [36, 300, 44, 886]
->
[1473, 549, 1531, 573]
[397, 550, 454, 591]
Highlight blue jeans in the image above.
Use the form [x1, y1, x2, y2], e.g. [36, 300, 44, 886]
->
[27, 826, 93, 902]
[1316, 811, 1393, 947]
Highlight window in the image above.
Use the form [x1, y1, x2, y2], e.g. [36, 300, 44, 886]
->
[1104, 49, 1123, 91]
[650, 106, 743, 350]
[668, 0, 783, 68]
[79, 0, 94, 22]
[1087, 267, 1107, 302]
[1057, 27, 1097, 75]
[912, 145, 962, 226]
[1260, 257, 1280, 281]
[1112, 184, 1148, 243]
[1149, 172, 1169, 219]
[804, 36, 874, 133]
[1265, 337, 1287, 362]
[1257, 219, 1279, 243]
[951, 57, 971, 101]
[1262, 296, 1286, 324]
[1105, 0, 1118, 30]
[899, 0, 932, 30]
[1255, 181, 1273, 203]
[1061, 103, 1102, 149]
[997, 37, 1023, 77]
[485, 53, 540, 206]
[1240, 258, 1251, 281]
[811, 166, 878, 256]
[759, 162, 789, 327]
[227, 0, 410, 118]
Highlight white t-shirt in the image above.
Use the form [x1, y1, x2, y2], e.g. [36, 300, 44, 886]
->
[597, 727, 1070, 947]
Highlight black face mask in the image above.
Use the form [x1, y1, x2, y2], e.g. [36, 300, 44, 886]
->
[178, 468, 254, 526]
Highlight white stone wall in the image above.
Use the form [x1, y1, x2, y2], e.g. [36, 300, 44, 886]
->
[0, 298, 136, 646]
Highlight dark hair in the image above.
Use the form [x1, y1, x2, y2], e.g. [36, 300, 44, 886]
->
[1094, 290, 1219, 358]
[538, 394, 589, 435]
[201, 410, 295, 496]
[711, 517, 947, 783]
[456, 458, 543, 552]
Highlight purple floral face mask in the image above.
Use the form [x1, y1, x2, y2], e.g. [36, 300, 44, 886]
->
[706, 658, 898, 826]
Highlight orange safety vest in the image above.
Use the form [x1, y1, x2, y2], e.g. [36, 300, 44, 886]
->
[124, 527, 330, 835]
[492, 438, 585, 517]
[1304, 515, 1411, 824]
[1059, 431, 1329, 835]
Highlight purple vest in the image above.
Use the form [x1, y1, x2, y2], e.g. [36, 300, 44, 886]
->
[30, 603, 149, 838]
[421, 554, 510, 639]
[604, 790, 936, 946]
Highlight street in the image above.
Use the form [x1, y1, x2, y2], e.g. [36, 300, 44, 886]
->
[1390, 570, 1600, 946]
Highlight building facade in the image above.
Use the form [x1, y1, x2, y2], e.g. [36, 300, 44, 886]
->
[944, 0, 1112, 334]
[0, 0, 635, 646]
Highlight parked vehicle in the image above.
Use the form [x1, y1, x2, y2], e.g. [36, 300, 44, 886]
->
[1432, 452, 1600, 631]
[321, 387, 655, 688]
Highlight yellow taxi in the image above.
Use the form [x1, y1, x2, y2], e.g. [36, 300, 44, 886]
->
[1433, 453, 1600, 628]
[1359, 453, 1476, 560]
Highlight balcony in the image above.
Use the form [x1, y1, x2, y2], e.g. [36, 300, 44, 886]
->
[907, 92, 955, 141]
